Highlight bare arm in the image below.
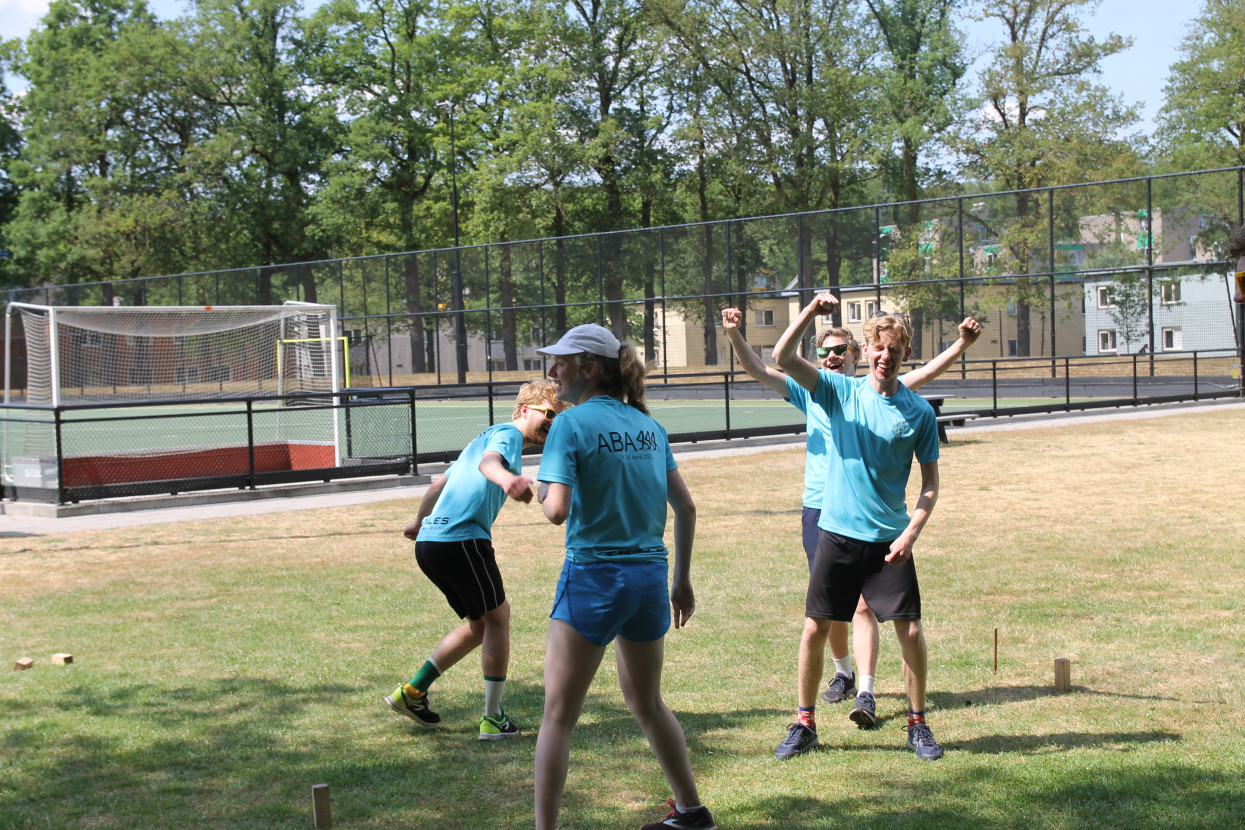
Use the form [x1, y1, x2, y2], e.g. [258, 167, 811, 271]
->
[886, 461, 938, 564]
[721, 307, 789, 397]
[666, 468, 697, 629]
[404, 474, 448, 539]
[479, 451, 533, 503]
[541, 482, 572, 525]
[774, 292, 839, 392]
[902, 317, 982, 391]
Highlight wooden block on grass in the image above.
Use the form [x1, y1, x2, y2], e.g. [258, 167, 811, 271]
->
[312, 783, 331, 829]
[14, 657, 34, 670]
[1054, 657, 1071, 691]
[51, 653, 73, 665]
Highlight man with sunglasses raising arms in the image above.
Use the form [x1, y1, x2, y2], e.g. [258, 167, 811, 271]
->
[721, 306, 980, 738]
[383, 379, 562, 741]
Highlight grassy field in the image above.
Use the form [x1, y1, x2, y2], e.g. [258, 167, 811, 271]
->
[2, 408, 1244, 829]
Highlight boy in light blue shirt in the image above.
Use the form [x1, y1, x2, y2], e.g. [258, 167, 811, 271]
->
[774, 293, 945, 763]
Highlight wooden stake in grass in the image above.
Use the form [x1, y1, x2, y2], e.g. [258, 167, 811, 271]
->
[14, 657, 34, 670]
[312, 783, 331, 829]
[51, 653, 73, 665]
[993, 628, 998, 673]
[1054, 658, 1071, 692]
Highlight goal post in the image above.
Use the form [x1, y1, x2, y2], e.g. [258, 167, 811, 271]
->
[3, 301, 345, 492]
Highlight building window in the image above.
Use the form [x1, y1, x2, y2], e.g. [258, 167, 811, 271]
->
[1160, 281, 1181, 304]
[1162, 327, 1182, 351]
[1099, 330, 1118, 353]
[1007, 339, 1018, 357]
[754, 309, 774, 327]
[847, 302, 862, 323]
[866, 300, 877, 317]
[1006, 301, 1017, 317]
[1097, 286, 1115, 308]
[523, 358, 542, 371]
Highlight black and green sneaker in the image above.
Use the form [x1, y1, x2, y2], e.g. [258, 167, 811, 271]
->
[478, 711, 520, 741]
[384, 684, 441, 727]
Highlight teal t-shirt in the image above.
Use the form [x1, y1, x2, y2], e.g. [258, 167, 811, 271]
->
[785, 375, 833, 509]
[537, 396, 676, 563]
[810, 370, 939, 542]
[416, 422, 524, 542]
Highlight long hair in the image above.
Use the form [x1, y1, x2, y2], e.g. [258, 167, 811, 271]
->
[577, 343, 649, 414]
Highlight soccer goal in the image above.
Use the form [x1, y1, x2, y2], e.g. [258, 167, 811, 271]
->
[3, 301, 344, 496]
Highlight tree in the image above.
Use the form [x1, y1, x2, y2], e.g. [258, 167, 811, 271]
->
[958, 0, 1142, 356]
[653, 0, 886, 332]
[1156, 0, 1245, 170]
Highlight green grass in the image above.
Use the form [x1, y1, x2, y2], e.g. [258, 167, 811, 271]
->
[3, 408, 1244, 829]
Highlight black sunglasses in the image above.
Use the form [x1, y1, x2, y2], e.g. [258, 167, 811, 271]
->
[816, 344, 851, 358]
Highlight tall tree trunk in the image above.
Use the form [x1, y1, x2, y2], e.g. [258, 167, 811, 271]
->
[403, 255, 428, 373]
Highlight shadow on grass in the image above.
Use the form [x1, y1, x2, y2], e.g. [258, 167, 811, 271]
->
[922, 683, 1186, 709]
[710, 765, 1243, 829]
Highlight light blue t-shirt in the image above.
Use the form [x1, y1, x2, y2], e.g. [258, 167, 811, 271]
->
[417, 423, 524, 542]
[537, 396, 677, 563]
[785, 375, 833, 509]
[810, 370, 939, 542]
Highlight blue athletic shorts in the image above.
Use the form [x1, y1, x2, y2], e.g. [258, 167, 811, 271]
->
[550, 559, 671, 647]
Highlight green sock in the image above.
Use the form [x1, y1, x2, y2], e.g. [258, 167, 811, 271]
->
[408, 660, 442, 695]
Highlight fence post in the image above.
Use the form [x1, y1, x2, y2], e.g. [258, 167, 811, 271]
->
[54, 408, 66, 505]
[723, 373, 731, 438]
[1064, 356, 1070, 411]
[1132, 353, 1138, 405]
[1048, 187, 1056, 379]
[409, 388, 418, 476]
[246, 399, 256, 490]
[1192, 351, 1198, 401]
[487, 380, 495, 426]
[991, 361, 998, 414]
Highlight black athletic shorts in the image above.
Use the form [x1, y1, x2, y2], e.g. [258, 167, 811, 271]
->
[415, 539, 506, 621]
[806, 530, 921, 622]
[800, 507, 820, 574]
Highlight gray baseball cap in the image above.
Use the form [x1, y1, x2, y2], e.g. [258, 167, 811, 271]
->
[536, 324, 621, 359]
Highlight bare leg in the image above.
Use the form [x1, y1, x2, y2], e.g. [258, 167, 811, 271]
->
[478, 600, 511, 679]
[429, 619, 485, 674]
[852, 596, 880, 678]
[893, 620, 928, 713]
[798, 617, 833, 709]
[615, 637, 700, 809]
[534, 621, 605, 830]
[827, 620, 850, 662]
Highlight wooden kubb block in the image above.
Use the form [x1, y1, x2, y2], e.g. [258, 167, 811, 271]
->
[312, 783, 331, 829]
[1053, 657, 1071, 691]
[14, 657, 34, 670]
[51, 653, 74, 665]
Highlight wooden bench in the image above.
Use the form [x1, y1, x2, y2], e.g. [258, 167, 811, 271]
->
[935, 412, 979, 443]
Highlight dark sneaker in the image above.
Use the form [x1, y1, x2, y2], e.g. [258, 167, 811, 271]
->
[384, 684, 441, 727]
[821, 671, 856, 704]
[640, 798, 718, 830]
[906, 722, 944, 761]
[478, 711, 520, 741]
[849, 691, 876, 729]
[775, 722, 819, 759]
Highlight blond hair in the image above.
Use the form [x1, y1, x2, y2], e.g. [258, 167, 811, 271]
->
[819, 326, 860, 357]
[577, 343, 649, 414]
[863, 314, 913, 349]
[511, 378, 559, 420]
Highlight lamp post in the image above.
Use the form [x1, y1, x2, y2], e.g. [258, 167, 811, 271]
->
[438, 99, 469, 384]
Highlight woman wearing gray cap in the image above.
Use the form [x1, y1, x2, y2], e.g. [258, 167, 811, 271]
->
[532, 324, 716, 830]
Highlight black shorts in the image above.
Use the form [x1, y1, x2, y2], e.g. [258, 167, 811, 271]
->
[806, 530, 921, 622]
[415, 539, 506, 621]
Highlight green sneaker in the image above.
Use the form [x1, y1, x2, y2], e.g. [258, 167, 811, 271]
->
[478, 711, 520, 741]
[384, 684, 441, 727]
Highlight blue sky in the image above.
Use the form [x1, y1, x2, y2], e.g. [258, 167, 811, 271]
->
[0, 0, 1202, 136]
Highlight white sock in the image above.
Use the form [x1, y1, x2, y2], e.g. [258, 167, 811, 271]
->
[483, 677, 506, 717]
[833, 656, 853, 678]
[859, 675, 875, 695]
